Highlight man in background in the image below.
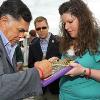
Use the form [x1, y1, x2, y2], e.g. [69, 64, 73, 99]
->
[28, 16, 61, 100]
[29, 29, 38, 44]
[15, 44, 24, 71]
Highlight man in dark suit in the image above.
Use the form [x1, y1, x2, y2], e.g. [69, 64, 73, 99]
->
[15, 44, 24, 71]
[28, 16, 61, 99]
[0, 0, 52, 99]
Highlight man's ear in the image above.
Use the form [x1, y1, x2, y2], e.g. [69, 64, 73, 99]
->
[0, 16, 8, 21]
[0, 16, 8, 25]
[0, 16, 8, 32]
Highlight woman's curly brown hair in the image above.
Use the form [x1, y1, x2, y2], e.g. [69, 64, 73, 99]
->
[59, 0, 100, 56]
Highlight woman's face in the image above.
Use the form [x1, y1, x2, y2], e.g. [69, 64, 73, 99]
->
[61, 13, 79, 38]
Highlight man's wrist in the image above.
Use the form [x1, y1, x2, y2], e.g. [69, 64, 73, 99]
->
[37, 67, 44, 79]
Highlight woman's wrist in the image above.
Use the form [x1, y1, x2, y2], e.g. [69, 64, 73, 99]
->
[80, 67, 91, 78]
[85, 68, 91, 78]
[80, 67, 87, 76]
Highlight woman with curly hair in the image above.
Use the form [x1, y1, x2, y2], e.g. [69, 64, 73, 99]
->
[58, 0, 100, 99]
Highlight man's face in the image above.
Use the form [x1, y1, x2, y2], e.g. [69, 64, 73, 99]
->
[0, 15, 29, 45]
[35, 20, 49, 39]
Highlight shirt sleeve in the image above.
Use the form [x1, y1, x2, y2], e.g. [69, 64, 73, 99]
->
[94, 52, 100, 62]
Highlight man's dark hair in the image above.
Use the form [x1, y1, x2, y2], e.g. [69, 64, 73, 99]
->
[34, 16, 48, 27]
[0, 0, 32, 22]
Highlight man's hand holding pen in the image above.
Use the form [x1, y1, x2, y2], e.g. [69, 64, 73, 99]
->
[34, 60, 52, 79]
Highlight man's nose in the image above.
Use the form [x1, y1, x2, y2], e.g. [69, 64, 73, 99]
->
[40, 28, 43, 31]
[19, 32, 25, 38]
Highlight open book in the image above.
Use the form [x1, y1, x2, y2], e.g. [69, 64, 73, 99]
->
[41, 58, 73, 87]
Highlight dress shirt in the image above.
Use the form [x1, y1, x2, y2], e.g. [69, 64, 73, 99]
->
[0, 31, 17, 64]
[40, 32, 51, 59]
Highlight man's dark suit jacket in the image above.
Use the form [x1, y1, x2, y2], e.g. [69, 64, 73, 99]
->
[28, 34, 61, 67]
[15, 45, 24, 63]
[28, 33, 61, 94]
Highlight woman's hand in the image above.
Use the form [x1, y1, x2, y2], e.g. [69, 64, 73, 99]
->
[48, 57, 59, 63]
[34, 59, 52, 79]
[65, 62, 85, 77]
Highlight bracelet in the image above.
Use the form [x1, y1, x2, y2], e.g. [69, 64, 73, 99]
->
[38, 67, 44, 79]
[86, 68, 91, 79]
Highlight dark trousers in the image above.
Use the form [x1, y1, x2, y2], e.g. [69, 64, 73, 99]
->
[43, 78, 60, 94]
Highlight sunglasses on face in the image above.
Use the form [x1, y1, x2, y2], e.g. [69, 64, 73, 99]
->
[36, 26, 47, 31]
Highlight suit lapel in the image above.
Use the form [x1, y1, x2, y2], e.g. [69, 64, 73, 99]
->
[0, 36, 16, 72]
[46, 34, 55, 57]
[36, 39, 43, 58]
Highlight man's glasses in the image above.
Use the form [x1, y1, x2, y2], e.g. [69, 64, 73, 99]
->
[36, 26, 47, 31]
